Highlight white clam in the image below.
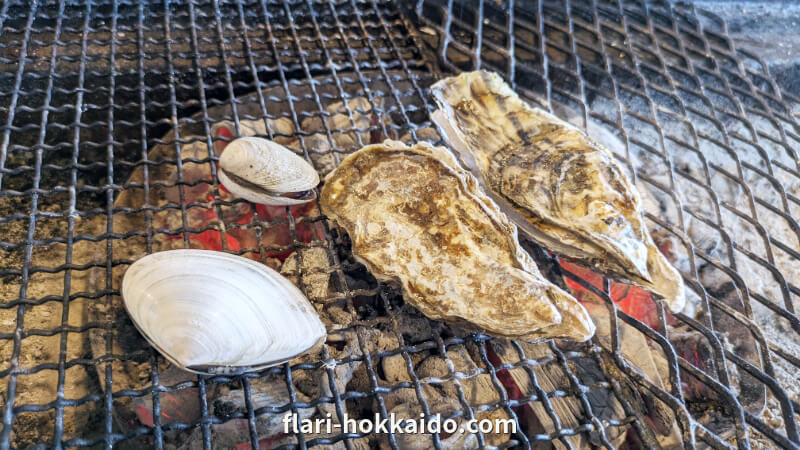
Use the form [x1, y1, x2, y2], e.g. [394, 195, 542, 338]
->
[218, 136, 320, 205]
[122, 249, 326, 375]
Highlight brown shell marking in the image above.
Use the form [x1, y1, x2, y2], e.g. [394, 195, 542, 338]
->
[320, 140, 594, 342]
[431, 71, 685, 313]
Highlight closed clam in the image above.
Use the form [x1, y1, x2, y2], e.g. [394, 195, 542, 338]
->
[122, 249, 326, 374]
[218, 136, 320, 205]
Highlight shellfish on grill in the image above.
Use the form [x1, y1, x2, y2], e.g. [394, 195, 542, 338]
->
[218, 136, 320, 205]
[121, 249, 326, 374]
[320, 140, 594, 341]
[431, 70, 686, 312]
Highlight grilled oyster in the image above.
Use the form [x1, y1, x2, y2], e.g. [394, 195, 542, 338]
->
[431, 70, 685, 312]
[320, 140, 594, 341]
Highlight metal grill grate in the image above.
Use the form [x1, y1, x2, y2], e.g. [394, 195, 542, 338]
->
[0, 0, 797, 449]
[413, 0, 800, 448]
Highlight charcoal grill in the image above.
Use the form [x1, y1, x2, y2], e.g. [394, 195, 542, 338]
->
[0, 0, 799, 448]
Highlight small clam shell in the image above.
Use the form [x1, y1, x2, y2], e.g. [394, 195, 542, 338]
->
[218, 136, 320, 206]
[122, 249, 326, 374]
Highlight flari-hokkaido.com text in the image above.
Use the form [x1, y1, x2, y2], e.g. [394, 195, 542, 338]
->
[283, 412, 517, 435]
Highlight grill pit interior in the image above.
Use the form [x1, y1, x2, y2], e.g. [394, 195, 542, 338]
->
[1, 0, 799, 448]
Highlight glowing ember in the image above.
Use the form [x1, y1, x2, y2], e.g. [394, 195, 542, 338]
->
[234, 434, 289, 450]
[484, 345, 537, 438]
[559, 260, 674, 329]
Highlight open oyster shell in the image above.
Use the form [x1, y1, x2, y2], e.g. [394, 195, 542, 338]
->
[320, 140, 594, 341]
[121, 249, 326, 374]
[431, 70, 685, 312]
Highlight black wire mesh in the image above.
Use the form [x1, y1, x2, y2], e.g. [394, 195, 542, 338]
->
[0, 0, 797, 449]
[414, 0, 800, 448]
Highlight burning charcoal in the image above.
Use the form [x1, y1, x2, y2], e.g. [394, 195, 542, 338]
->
[382, 384, 444, 415]
[281, 247, 332, 302]
[211, 117, 297, 150]
[415, 346, 512, 446]
[487, 340, 590, 449]
[131, 365, 202, 428]
[381, 353, 413, 383]
[391, 305, 437, 345]
[398, 126, 441, 145]
[301, 97, 392, 151]
[560, 260, 671, 331]
[203, 419, 296, 450]
[389, 397, 478, 450]
[321, 305, 358, 328]
[293, 133, 338, 176]
[582, 302, 683, 447]
[165, 190, 262, 258]
[300, 433, 372, 450]
[163, 139, 217, 206]
[212, 374, 315, 437]
[254, 202, 327, 262]
[314, 330, 365, 419]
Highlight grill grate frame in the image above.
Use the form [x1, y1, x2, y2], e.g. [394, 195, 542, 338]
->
[0, 0, 796, 449]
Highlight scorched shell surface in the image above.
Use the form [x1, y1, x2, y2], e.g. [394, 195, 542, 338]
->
[431, 70, 685, 312]
[122, 249, 326, 374]
[320, 140, 594, 341]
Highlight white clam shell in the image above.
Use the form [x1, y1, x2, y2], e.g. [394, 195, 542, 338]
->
[218, 136, 320, 205]
[122, 249, 326, 374]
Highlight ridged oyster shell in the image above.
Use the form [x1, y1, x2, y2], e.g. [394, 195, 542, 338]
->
[218, 136, 320, 205]
[431, 70, 685, 312]
[320, 140, 594, 341]
[122, 249, 326, 374]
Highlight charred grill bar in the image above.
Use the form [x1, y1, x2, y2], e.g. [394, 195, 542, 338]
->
[0, 0, 798, 448]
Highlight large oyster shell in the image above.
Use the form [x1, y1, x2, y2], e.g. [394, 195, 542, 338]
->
[121, 249, 326, 374]
[431, 70, 685, 312]
[320, 140, 594, 341]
